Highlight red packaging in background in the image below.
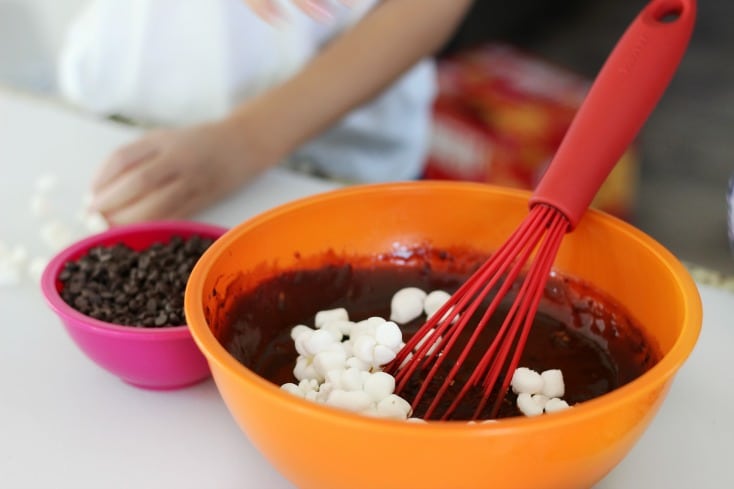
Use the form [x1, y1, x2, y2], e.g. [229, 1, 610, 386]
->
[423, 43, 638, 220]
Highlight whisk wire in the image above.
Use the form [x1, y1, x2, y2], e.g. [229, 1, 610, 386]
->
[390, 205, 572, 420]
[478, 210, 568, 419]
[390, 205, 549, 396]
[425, 208, 554, 419]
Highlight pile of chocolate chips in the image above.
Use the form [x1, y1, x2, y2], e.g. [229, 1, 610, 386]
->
[59, 235, 214, 327]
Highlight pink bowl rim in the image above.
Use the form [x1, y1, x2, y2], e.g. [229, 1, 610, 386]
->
[41, 219, 227, 341]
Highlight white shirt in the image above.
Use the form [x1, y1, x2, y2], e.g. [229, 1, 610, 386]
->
[58, 0, 436, 182]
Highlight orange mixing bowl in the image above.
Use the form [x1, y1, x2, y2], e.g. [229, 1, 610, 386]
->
[184, 181, 701, 489]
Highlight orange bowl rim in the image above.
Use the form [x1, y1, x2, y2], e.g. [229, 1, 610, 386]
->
[184, 181, 702, 433]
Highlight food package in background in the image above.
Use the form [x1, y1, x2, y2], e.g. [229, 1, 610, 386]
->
[423, 43, 639, 221]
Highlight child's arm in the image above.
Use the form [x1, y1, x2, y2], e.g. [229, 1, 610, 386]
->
[230, 0, 473, 163]
[90, 0, 473, 224]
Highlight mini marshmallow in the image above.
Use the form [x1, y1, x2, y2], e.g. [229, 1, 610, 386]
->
[35, 173, 57, 193]
[82, 211, 109, 233]
[372, 344, 398, 367]
[319, 322, 345, 342]
[0, 245, 27, 287]
[326, 389, 373, 412]
[293, 356, 320, 381]
[0, 260, 22, 287]
[293, 328, 315, 357]
[407, 417, 427, 423]
[30, 194, 53, 218]
[359, 405, 380, 417]
[424, 290, 458, 323]
[28, 256, 49, 282]
[352, 332, 399, 368]
[280, 383, 303, 397]
[376, 394, 412, 420]
[424, 290, 450, 316]
[326, 319, 354, 337]
[544, 398, 570, 414]
[374, 320, 403, 350]
[312, 349, 348, 378]
[516, 392, 544, 417]
[351, 316, 384, 339]
[511, 367, 544, 395]
[304, 390, 319, 402]
[40, 220, 76, 251]
[339, 367, 366, 391]
[299, 378, 320, 393]
[353, 335, 377, 365]
[363, 371, 395, 402]
[302, 329, 338, 356]
[540, 369, 565, 398]
[390, 287, 427, 324]
[9, 245, 28, 267]
[291, 324, 313, 342]
[345, 356, 370, 372]
[530, 394, 550, 410]
[281, 378, 319, 398]
[316, 382, 335, 402]
[315, 307, 349, 328]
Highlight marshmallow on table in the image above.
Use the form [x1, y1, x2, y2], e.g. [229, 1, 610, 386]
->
[0, 244, 29, 287]
[3, 173, 112, 288]
[82, 211, 109, 233]
[30, 194, 53, 218]
[28, 256, 49, 283]
[34, 173, 57, 193]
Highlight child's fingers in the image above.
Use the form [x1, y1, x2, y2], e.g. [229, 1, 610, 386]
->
[91, 139, 158, 191]
[104, 178, 189, 225]
[293, 0, 333, 21]
[89, 154, 178, 216]
[242, 0, 283, 23]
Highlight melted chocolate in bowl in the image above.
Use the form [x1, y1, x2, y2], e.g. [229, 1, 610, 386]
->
[215, 248, 660, 420]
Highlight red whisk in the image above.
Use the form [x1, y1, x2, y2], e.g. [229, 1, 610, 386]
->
[386, 0, 696, 420]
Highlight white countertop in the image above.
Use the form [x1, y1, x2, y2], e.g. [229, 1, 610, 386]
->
[1, 88, 732, 489]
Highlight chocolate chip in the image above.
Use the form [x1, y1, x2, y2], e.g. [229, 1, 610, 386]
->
[58, 234, 214, 328]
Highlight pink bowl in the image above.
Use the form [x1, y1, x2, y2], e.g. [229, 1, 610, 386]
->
[41, 220, 227, 390]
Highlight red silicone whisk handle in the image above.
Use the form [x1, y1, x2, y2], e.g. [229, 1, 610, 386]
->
[529, 0, 696, 229]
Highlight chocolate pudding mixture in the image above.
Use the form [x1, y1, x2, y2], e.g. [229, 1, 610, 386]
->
[217, 249, 660, 420]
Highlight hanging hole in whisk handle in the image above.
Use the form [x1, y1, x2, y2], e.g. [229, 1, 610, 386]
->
[654, 7, 682, 23]
[650, 0, 687, 24]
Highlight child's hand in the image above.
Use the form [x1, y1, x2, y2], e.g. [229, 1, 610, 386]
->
[89, 122, 270, 224]
[243, 0, 359, 23]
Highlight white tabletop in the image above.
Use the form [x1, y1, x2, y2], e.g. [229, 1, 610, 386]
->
[1, 88, 732, 489]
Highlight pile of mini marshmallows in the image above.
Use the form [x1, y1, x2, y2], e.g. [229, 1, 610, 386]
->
[280, 286, 454, 421]
[0, 173, 108, 287]
[281, 286, 571, 421]
[511, 367, 571, 416]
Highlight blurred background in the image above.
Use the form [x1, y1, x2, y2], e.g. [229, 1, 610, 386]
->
[1, 0, 731, 273]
